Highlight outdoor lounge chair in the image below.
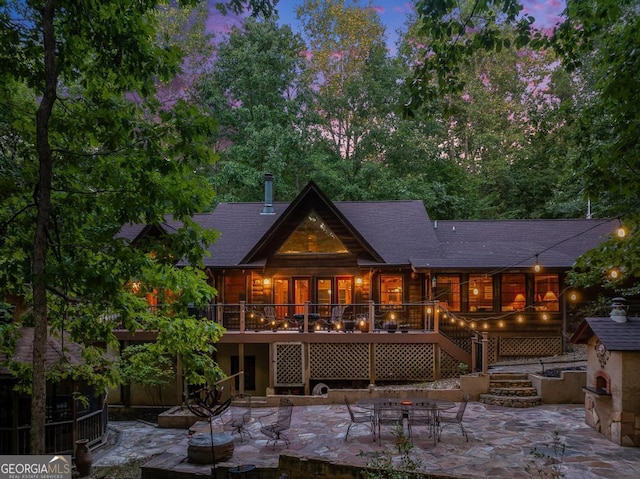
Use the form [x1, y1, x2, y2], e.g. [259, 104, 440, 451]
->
[260, 398, 293, 449]
[438, 395, 469, 441]
[344, 396, 374, 441]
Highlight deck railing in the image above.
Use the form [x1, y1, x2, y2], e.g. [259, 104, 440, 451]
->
[0, 403, 107, 454]
[188, 301, 443, 333]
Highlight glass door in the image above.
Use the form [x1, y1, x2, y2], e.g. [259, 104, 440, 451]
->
[293, 278, 310, 315]
[273, 278, 289, 320]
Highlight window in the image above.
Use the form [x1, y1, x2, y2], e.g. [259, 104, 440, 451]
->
[468, 274, 493, 312]
[278, 211, 348, 254]
[230, 356, 256, 391]
[501, 274, 526, 311]
[224, 276, 246, 303]
[434, 275, 460, 311]
[380, 275, 403, 306]
[534, 274, 559, 311]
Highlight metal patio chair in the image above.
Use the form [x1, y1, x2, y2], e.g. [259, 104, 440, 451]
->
[344, 396, 374, 441]
[223, 393, 252, 441]
[376, 402, 404, 441]
[260, 398, 294, 449]
[407, 403, 436, 444]
[438, 395, 469, 442]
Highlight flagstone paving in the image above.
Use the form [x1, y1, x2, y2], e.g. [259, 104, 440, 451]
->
[92, 401, 640, 479]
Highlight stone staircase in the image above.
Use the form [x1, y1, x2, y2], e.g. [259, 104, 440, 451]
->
[479, 373, 542, 408]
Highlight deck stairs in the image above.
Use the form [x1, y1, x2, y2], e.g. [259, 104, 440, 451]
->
[479, 373, 541, 408]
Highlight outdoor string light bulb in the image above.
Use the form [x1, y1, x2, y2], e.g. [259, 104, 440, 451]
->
[534, 255, 541, 273]
[616, 224, 626, 238]
[609, 268, 620, 279]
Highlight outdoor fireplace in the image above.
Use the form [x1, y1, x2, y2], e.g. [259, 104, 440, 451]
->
[571, 299, 640, 447]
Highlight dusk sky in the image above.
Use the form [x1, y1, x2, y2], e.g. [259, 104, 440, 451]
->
[274, 1, 567, 53]
[205, 1, 567, 54]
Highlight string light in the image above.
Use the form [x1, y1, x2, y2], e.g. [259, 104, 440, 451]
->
[534, 255, 541, 273]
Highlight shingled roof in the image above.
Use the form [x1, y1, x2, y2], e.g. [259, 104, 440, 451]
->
[0, 327, 84, 376]
[118, 181, 619, 271]
[410, 218, 616, 269]
[571, 317, 640, 351]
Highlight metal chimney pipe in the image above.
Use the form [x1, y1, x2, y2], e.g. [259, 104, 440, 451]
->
[261, 173, 275, 215]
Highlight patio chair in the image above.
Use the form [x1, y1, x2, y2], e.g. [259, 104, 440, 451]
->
[438, 395, 469, 442]
[407, 403, 436, 444]
[330, 305, 347, 330]
[223, 393, 252, 441]
[344, 396, 374, 441]
[376, 402, 404, 441]
[263, 306, 279, 329]
[260, 398, 293, 449]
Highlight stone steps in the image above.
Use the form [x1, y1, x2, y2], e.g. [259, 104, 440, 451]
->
[480, 373, 541, 408]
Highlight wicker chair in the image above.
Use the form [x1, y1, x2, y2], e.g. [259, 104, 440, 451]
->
[260, 398, 294, 449]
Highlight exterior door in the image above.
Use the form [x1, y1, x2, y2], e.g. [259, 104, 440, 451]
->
[293, 278, 310, 315]
[273, 278, 289, 319]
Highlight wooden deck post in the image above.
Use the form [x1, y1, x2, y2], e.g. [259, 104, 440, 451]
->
[482, 332, 489, 375]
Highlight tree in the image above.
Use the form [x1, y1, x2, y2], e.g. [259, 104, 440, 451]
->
[296, 0, 387, 163]
[195, 16, 313, 203]
[408, 0, 640, 291]
[0, 0, 275, 454]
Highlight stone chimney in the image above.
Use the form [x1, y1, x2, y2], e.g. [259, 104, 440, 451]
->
[261, 173, 275, 215]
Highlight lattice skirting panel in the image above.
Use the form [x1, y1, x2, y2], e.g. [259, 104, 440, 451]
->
[309, 343, 369, 380]
[499, 337, 562, 357]
[487, 337, 498, 364]
[274, 342, 304, 387]
[440, 350, 461, 379]
[374, 343, 435, 381]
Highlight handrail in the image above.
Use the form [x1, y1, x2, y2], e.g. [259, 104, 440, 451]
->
[191, 301, 442, 333]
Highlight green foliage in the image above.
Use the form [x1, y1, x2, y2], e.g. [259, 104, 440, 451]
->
[359, 425, 422, 479]
[526, 431, 566, 479]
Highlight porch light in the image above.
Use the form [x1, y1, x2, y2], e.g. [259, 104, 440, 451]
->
[534, 255, 541, 273]
[263, 278, 271, 286]
[355, 277, 363, 286]
[390, 313, 395, 320]
[426, 307, 432, 314]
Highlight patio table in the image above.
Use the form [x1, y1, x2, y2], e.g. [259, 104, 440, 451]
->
[356, 398, 455, 444]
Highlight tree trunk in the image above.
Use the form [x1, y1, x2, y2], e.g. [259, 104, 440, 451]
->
[31, 0, 58, 455]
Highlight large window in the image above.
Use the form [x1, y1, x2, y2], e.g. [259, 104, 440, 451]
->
[278, 211, 348, 254]
[468, 274, 493, 312]
[534, 274, 559, 311]
[380, 275, 403, 306]
[434, 275, 460, 311]
[501, 274, 526, 311]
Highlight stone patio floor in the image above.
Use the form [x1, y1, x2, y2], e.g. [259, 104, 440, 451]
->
[92, 400, 640, 479]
